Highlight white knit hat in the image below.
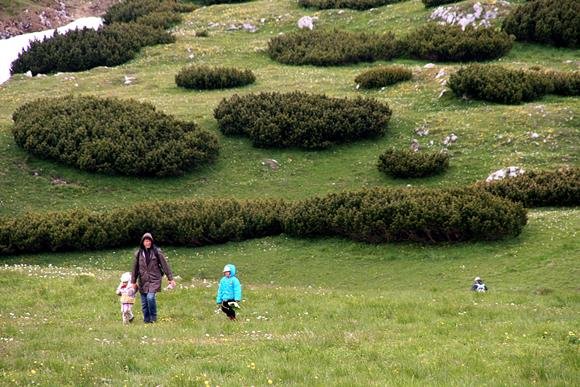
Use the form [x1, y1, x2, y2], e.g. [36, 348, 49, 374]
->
[223, 265, 231, 273]
[121, 272, 132, 282]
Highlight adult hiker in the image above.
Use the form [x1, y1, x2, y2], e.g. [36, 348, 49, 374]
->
[131, 232, 176, 323]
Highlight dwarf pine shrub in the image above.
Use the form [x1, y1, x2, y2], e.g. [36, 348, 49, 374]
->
[0, 198, 286, 255]
[11, 95, 219, 177]
[299, 0, 405, 11]
[214, 92, 392, 149]
[10, 27, 134, 75]
[284, 187, 527, 243]
[175, 66, 255, 90]
[134, 11, 183, 29]
[474, 168, 580, 207]
[503, 0, 579, 48]
[378, 148, 449, 178]
[103, 0, 194, 25]
[10, 22, 174, 75]
[404, 24, 512, 62]
[544, 70, 580, 96]
[0, 187, 529, 254]
[355, 66, 412, 89]
[448, 64, 578, 104]
[267, 29, 401, 66]
[422, 0, 461, 7]
[189, 0, 251, 5]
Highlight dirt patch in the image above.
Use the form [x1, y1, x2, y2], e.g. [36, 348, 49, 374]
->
[0, 0, 120, 39]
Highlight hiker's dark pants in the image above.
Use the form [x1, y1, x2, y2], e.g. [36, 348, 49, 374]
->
[221, 300, 236, 319]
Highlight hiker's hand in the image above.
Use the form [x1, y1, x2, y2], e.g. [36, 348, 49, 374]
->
[169, 280, 176, 288]
[133, 283, 138, 290]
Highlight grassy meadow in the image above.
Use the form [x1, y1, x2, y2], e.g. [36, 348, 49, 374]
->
[0, 0, 578, 384]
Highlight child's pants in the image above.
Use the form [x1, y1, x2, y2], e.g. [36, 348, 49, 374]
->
[121, 303, 134, 323]
[220, 300, 236, 320]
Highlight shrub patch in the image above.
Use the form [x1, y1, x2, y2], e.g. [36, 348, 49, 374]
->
[214, 92, 392, 149]
[299, 0, 405, 11]
[355, 66, 412, 89]
[474, 168, 580, 207]
[175, 66, 255, 90]
[378, 148, 449, 178]
[448, 64, 579, 104]
[267, 29, 401, 66]
[404, 23, 512, 62]
[503, 0, 579, 48]
[11, 95, 219, 176]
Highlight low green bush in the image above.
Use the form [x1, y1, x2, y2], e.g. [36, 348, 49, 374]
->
[184, 0, 251, 5]
[448, 64, 578, 104]
[284, 187, 527, 243]
[103, 22, 175, 48]
[503, 0, 579, 48]
[404, 24, 513, 62]
[0, 198, 286, 255]
[135, 11, 183, 30]
[104, 0, 164, 24]
[175, 66, 255, 90]
[214, 92, 391, 149]
[298, 0, 405, 11]
[10, 27, 134, 75]
[11, 95, 219, 176]
[10, 23, 174, 75]
[103, 0, 193, 25]
[422, 0, 461, 7]
[544, 70, 580, 96]
[355, 66, 412, 89]
[0, 187, 529, 254]
[11, 0, 183, 76]
[378, 148, 449, 178]
[474, 168, 580, 207]
[267, 29, 401, 66]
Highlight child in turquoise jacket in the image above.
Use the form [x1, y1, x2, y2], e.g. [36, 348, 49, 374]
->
[216, 264, 242, 320]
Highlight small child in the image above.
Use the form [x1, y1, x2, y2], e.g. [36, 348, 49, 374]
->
[216, 264, 242, 321]
[471, 276, 488, 292]
[116, 272, 136, 324]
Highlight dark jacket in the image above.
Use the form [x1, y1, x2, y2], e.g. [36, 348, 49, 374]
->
[132, 233, 173, 293]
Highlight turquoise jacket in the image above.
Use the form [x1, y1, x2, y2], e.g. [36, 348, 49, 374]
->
[216, 264, 242, 303]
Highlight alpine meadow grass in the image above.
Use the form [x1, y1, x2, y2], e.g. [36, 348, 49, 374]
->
[0, 0, 578, 385]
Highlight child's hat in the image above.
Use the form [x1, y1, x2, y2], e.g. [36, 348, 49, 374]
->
[121, 272, 132, 282]
[223, 265, 231, 273]
[474, 276, 481, 282]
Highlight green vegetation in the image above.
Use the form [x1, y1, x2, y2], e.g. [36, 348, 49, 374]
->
[12, 95, 219, 176]
[176, 65, 256, 89]
[378, 148, 449, 178]
[448, 64, 579, 104]
[299, 0, 407, 11]
[422, 0, 461, 7]
[10, 0, 188, 76]
[284, 187, 527, 242]
[404, 23, 513, 62]
[474, 167, 580, 207]
[503, 0, 579, 48]
[267, 29, 401, 66]
[214, 92, 392, 148]
[355, 65, 413, 89]
[0, 0, 578, 384]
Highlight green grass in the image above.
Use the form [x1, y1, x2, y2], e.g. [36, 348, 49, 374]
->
[0, 209, 578, 385]
[0, 0, 578, 384]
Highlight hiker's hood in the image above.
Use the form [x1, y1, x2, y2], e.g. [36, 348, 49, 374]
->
[224, 264, 237, 277]
[140, 232, 154, 249]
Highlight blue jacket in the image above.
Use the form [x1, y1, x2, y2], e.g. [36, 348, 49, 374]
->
[216, 264, 242, 303]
